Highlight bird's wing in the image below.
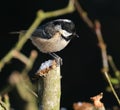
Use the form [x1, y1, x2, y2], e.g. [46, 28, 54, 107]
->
[32, 23, 56, 39]
[32, 28, 49, 39]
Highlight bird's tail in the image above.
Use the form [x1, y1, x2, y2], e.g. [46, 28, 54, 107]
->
[9, 30, 26, 34]
[9, 30, 26, 39]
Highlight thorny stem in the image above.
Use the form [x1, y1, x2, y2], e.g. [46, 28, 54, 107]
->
[0, 0, 75, 71]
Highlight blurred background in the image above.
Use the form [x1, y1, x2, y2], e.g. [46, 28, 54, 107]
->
[0, 0, 120, 109]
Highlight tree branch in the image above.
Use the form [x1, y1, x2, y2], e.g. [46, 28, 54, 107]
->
[36, 60, 61, 110]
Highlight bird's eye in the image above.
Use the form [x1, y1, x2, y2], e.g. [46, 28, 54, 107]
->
[53, 21, 61, 25]
[62, 22, 75, 33]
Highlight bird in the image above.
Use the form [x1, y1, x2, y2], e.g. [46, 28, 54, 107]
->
[12, 19, 79, 65]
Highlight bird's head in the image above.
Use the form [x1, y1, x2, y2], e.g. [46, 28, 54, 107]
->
[53, 19, 79, 41]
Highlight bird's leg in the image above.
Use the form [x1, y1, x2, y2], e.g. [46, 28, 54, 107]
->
[49, 53, 63, 66]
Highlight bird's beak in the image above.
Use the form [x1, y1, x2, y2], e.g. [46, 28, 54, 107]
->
[76, 34, 79, 38]
[73, 33, 79, 38]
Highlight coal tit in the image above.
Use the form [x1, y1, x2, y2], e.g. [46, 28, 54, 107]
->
[13, 19, 78, 64]
[30, 19, 78, 57]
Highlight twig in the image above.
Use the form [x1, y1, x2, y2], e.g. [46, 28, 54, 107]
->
[12, 50, 29, 64]
[104, 71, 120, 105]
[0, 0, 75, 71]
[73, 0, 120, 105]
[72, 0, 94, 29]
[94, 21, 120, 105]
[94, 20, 109, 73]
[6, 50, 38, 110]
[107, 55, 120, 86]
[20, 50, 38, 98]
[0, 50, 38, 96]
[21, 50, 38, 76]
[73, 0, 109, 72]
[95, 20, 120, 105]
[9, 72, 38, 110]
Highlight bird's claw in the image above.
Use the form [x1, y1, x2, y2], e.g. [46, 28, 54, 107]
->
[49, 53, 63, 66]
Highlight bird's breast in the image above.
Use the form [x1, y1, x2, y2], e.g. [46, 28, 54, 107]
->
[30, 33, 70, 53]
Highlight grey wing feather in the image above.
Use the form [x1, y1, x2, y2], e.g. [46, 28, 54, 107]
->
[32, 23, 56, 39]
[32, 28, 49, 39]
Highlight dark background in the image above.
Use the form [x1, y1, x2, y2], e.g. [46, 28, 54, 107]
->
[0, 0, 120, 109]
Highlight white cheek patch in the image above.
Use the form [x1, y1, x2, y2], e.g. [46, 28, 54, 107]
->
[60, 29, 72, 37]
[62, 19, 71, 23]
